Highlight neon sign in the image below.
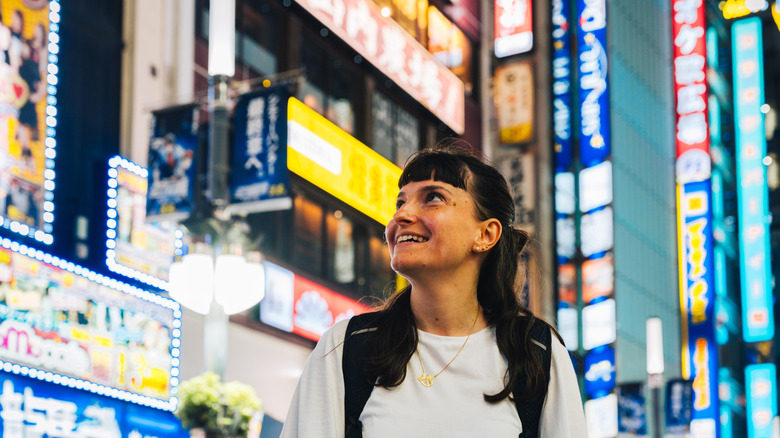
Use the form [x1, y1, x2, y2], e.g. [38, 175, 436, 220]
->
[732, 17, 774, 343]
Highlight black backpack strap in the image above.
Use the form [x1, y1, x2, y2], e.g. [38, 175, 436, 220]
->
[342, 312, 381, 438]
[514, 318, 552, 438]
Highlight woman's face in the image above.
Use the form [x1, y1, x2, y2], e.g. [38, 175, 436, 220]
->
[385, 178, 484, 278]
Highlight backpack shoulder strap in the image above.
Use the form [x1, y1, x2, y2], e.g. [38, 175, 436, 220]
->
[342, 311, 381, 438]
[514, 317, 552, 438]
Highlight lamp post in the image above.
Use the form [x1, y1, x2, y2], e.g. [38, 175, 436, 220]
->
[646, 317, 664, 438]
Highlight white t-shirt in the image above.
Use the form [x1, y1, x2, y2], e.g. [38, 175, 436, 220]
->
[281, 318, 587, 437]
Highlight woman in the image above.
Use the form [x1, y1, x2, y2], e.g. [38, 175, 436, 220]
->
[281, 144, 586, 437]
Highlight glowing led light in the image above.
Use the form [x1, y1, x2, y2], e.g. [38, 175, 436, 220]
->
[44, 169, 55, 180]
[107, 229, 116, 239]
[43, 202, 54, 212]
[172, 328, 181, 338]
[44, 180, 55, 190]
[43, 213, 54, 224]
[171, 358, 180, 367]
[107, 188, 117, 198]
[107, 209, 117, 218]
[764, 156, 773, 166]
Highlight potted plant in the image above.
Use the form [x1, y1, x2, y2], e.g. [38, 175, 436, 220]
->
[176, 372, 263, 438]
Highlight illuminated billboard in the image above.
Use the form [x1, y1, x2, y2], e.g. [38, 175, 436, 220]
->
[0, 1, 61, 245]
[106, 156, 180, 291]
[494, 0, 533, 57]
[745, 363, 777, 438]
[672, 0, 710, 183]
[731, 17, 774, 343]
[287, 97, 402, 226]
[677, 181, 719, 434]
[0, 240, 180, 411]
[294, 0, 465, 134]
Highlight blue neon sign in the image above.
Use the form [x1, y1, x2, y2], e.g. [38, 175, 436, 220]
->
[732, 17, 774, 343]
[745, 363, 777, 438]
[576, 0, 610, 167]
[552, 0, 572, 171]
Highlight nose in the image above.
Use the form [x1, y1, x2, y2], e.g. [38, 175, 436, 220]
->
[391, 202, 416, 226]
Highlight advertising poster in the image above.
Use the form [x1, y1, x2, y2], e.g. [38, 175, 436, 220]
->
[146, 104, 199, 222]
[108, 157, 177, 284]
[617, 382, 647, 436]
[584, 346, 615, 398]
[227, 85, 292, 215]
[0, 0, 52, 231]
[0, 372, 187, 437]
[0, 247, 178, 403]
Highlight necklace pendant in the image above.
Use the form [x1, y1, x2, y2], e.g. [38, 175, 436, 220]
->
[418, 374, 434, 387]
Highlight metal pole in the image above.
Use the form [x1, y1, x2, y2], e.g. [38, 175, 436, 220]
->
[653, 384, 661, 438]
[208, 74, 231, 208]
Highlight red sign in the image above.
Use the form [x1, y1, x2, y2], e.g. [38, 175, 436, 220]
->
[292, 275, 369, 341]
[294, 0, 465, 134]
[672, 0, 710, 183]
[494, 0, 533, 57]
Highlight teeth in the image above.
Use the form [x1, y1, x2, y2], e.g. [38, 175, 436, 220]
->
[397, 235, 427, 243]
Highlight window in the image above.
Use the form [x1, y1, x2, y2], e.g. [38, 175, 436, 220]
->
[298, 35, 358, 135]
[369, 0, 428, 44]
[368, 232, 394, 296]
[427, 6, 473, 92]
[326, 210, 355, 284]
[372, 92, 419, 167]
[292, 194, 323, 271]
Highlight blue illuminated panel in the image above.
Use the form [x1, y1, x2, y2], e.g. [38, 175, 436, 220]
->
[678, 181, 719, 434]
[106, 156, 181, 291]
[732, 17, 774, 343]
[0, 238, 181, 412]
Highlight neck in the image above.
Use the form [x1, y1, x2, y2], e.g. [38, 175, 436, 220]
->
[408, 273, 486, 336]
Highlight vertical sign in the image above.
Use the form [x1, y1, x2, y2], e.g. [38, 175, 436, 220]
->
[677, 181, 719, 437]
[731, 17, 773, 343]
[147, 104, 200, 222]
[576, 0, 610, 167]
[617, 382, 648, 436]
[226, 85, 293, 215]
[745, 364, 777, 438]
[0, 1, 59, 244]
[494, 0, 533, 57]
[666, 379, 693, 436]
[495, 61, 534, 144]
[552, 0, 572, 171]
[672, 0, 710, 183]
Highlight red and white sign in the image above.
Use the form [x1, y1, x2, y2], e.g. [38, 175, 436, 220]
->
[295, 0, 466, 134]
[259, 261, 369, 341]
[672, 0, 711, 183]
[494, 0, 533, 57]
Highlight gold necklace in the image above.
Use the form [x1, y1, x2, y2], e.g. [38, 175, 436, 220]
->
[416, 309, 480, 387]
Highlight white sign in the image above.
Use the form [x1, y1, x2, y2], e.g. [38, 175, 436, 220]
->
[582, 298, 616, 350]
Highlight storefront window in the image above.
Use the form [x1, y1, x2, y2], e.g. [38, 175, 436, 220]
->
[372, 92, 419, 167]
[299, 36, 357, 135]
[293, 194, 323, 273]
[326, 211, 356, 284]
[369, 0, 427, 44]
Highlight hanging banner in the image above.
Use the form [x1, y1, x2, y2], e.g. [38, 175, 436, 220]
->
[146, 104, 200, 222]
[0, 1, 58, 242]
[106, 156, 178, 288]
[494, 0, 533, 57]
[294, 0, 465, 134]
[495, 61, 534, 144]
[0, 372, 187, 437]
[677, 181, 719, 436]
[732, 17, 773, 343]
[552, 0, 573, 171]
[226, 85, 292, 215]
[576, 0, 610, 167]
[0, 245, 179, 405]
[496, 151, 535, 233]
[672, 0, 711, 183]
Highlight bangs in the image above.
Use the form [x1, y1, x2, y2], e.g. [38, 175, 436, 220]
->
[398, 152, 470, 190]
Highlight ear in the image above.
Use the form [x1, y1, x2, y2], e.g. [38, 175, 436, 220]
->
[475, 218, 502, 251]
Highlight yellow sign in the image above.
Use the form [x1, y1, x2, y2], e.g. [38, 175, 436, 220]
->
[287, 98, 402, 225]
[773, 2, 780, 32]
[722, 0, 767, 19]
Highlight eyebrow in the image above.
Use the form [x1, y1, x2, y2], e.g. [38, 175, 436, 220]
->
[397, 184, 453, 199]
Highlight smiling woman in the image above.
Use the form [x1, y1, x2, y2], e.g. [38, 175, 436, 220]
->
[280, 141, 586, 438]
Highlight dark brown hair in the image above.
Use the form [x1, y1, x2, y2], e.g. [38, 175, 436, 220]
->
[364, 140, 560, 403]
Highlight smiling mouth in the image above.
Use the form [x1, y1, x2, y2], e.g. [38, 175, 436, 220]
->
[396, 235, 429, 244]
